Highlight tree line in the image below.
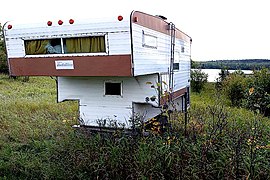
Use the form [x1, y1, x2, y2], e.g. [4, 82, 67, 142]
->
[192, 59, 270, 70]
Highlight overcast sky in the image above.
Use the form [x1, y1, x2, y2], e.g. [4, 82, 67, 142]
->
[1, 0, 270, 61]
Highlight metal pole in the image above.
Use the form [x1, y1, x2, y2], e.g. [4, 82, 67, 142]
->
[184, 92, 188, 136]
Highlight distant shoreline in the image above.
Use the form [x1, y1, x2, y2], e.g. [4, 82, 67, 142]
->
[193, 59, 270, 70]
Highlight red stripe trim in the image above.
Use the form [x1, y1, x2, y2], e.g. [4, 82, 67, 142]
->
[9, 55, 132, 76]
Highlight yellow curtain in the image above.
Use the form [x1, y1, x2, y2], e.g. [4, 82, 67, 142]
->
[25, 40, 49, 55]
[66, 36, 105, 53]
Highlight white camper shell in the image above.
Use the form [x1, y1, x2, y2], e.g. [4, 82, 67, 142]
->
[3, 11, 192, 129]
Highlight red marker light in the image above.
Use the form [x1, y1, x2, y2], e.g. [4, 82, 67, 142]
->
[134, 16, 138, 22]
[118, 15, 123, 21]
[7, 24, 12, 29]
[69, 19, 74, 24]
[47, 21, 52, 26]
[58, 20, 63, 25]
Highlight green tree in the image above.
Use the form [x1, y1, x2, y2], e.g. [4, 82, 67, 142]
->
[191, 69, 208, 93]
[215, 68, 230, 90]
[218, 67, 230, 82]
[0, 24, 8, 73]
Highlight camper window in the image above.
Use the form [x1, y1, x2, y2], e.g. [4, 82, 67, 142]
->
[181, 46, 185, 53]
[25, 38, 62, 55]
[142, 30, 157, 49]
[24, 36, 106, 55]
[173, 63, 180, 70]
[104, 82, 122, 96]
[64, 36, 106, 53]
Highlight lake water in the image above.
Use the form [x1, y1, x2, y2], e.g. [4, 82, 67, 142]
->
[193, 69, 253, 82]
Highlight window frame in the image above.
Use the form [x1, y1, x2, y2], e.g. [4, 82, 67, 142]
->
[104, 81, 123, 97]
[23, 33, 108, 57]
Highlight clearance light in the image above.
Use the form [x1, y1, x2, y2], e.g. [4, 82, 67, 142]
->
[69, 19, 74, 24]
[134, 16, 138, 22]
[118, 15, 123, 21]
[47, 21, 52, 26]
[7, 24, 12, 29]
[58, 20, 63, 25]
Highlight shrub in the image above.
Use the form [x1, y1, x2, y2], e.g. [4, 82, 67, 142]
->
[222, 70, 248, 107]
[244, 68, 270, 116]
[191, 69, 208, 93]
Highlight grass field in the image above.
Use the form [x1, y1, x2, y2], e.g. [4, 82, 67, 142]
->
[0, 75, 78, 143]
[0, 74, 270, 179]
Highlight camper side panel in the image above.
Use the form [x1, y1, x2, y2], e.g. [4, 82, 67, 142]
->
[131, 11, 192, 77]
[132, 23, 191, 89]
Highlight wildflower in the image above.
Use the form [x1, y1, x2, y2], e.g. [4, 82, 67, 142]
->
[153, 121, 160, 126]
[256, 144, 270, 150]
[249, 87, 254, 95]
[164, 136, 176, 145]
[256, 145, 261, 149]
[247, 138, 252, 145]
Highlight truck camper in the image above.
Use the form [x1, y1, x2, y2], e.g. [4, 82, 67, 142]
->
[3, 11, 192, 129]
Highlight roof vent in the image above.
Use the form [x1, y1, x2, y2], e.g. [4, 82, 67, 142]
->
[155, 15, 167, 20]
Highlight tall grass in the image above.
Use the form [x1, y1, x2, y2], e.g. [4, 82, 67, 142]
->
[0, 75, 270, 179]
[0, 75, 78, 179]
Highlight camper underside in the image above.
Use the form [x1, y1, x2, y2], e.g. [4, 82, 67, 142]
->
[57, 74, 188, 128]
